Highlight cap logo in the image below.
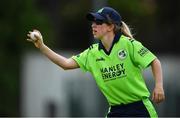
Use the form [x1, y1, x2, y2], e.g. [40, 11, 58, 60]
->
[97, 8, 104, 13]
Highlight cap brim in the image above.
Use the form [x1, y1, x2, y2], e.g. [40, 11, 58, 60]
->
[86, 12, 105, 21]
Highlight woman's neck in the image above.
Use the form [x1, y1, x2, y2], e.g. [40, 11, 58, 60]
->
[100, 32, 115, 52]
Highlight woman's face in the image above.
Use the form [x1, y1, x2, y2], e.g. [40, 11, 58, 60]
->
[91, 21, 113, 40]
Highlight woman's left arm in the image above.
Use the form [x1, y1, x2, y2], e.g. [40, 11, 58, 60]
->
[151, 58, 165, 104]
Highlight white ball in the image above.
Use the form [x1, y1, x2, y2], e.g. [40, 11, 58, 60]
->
[30, 31, 40, 41]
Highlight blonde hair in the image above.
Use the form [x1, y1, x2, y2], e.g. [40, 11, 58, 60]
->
[120, 21, 133, 39]
[106, 15, 134, 39]
[113, 21, 133, 39]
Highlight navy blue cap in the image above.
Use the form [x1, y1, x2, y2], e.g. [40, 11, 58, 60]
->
[86, 7, 122, 25]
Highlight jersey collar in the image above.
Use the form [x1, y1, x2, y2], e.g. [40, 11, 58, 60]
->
[98, 32, 122, 55]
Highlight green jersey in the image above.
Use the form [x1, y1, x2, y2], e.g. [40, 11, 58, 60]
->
[72, 34, 156, 106]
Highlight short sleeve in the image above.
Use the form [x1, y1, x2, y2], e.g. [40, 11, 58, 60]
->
[131, 40, 156, 69]
[71, 48, 90, 72]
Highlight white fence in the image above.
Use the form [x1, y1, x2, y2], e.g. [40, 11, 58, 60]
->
[21, 51, 180, 117]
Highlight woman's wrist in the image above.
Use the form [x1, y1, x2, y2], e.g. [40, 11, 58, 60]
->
[39, 43, 46, 52]
[155, 81, 163, 88]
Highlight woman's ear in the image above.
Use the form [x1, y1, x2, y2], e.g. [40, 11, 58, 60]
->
[107, 24, 115, 32]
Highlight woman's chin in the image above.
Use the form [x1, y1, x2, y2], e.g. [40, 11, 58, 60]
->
[93, 35, 100, 39]
[93, 35, 97, 38]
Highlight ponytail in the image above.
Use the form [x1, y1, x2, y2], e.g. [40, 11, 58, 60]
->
[106, 16, 134, 39]
[120, 21, 133, 39]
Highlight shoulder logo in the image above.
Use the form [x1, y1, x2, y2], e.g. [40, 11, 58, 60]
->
[118, 49, 127, 60]
[138, 47, 149, 57]
[96, 57, 105, 62]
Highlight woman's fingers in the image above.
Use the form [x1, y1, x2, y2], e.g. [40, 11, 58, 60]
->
[152, 91, 165, 104]
[26, 38, 33, 42]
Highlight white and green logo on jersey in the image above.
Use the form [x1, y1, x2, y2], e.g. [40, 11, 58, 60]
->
[118, 49, 127, 60]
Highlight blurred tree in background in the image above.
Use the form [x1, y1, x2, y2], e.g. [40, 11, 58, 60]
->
[0, 0, 54, 116]
[108, 0, 180, 54]
[0, 0, 179, 116]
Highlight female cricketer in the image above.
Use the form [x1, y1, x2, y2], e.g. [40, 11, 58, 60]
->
[26, 7, 165, 117]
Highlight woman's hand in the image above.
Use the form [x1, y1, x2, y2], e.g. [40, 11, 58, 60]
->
[152, 84, 165, 104]
[151, 58, 165, 104]
[27, 29, 44, 49]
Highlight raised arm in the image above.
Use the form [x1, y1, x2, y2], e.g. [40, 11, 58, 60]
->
[26, 29, 79, 70]
[151, 58, 165, 104]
